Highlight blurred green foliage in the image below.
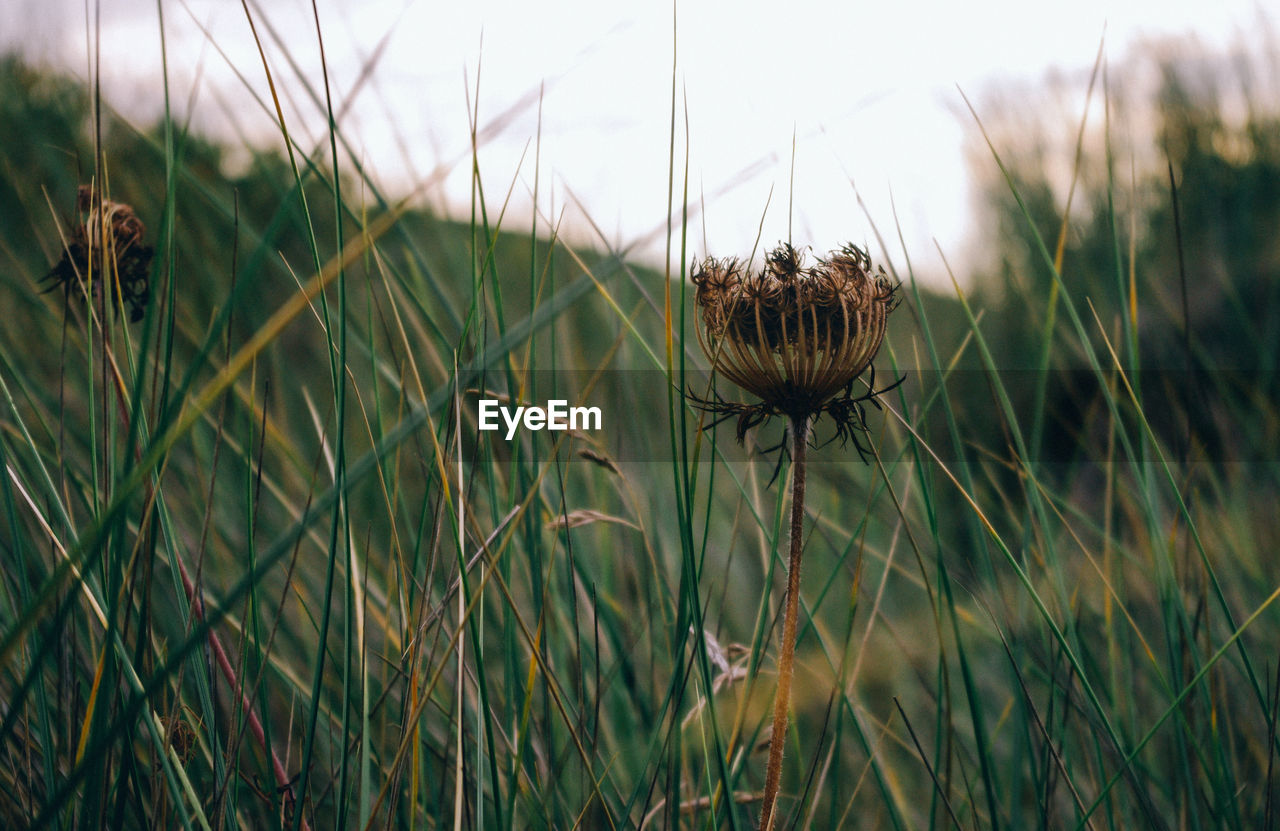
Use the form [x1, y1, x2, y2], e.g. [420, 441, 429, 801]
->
[965, 46, 1280, 469]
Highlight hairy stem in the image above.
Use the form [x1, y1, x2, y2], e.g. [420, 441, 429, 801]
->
[760, 414, 809, 831]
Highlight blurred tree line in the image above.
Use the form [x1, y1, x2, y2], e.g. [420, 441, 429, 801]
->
[961, 37, 1280, 470]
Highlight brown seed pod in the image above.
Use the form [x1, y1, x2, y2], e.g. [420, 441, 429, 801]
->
[44, 185, 152, 323]
[690, 241, 900, 456]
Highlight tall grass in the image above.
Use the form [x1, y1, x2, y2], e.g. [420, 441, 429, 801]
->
[2, 12, 1279, 831]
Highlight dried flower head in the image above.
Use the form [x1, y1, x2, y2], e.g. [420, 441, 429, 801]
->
[691, 241, 901, 456]
[44, 185, 152, 323]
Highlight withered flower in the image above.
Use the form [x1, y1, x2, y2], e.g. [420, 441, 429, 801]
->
[45, 185, 152, 323]
[691, 241, 900, 454]
[690, 241, 899, 831]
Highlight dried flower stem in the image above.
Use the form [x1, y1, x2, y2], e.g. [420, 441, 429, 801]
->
[759, 414, 809, 831]
[690, 242, 897, 828]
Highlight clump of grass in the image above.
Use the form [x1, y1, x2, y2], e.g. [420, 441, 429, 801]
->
[3, 17, 1280, 831]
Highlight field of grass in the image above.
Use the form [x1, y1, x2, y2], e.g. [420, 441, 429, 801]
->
[2, 17, 1279, 831]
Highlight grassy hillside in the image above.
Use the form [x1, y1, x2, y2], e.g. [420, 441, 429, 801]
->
[2, 37, 1279, 831]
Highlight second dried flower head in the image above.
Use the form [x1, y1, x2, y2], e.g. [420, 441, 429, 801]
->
[45, 185, 153, 323]
[691, 241, 900, 451]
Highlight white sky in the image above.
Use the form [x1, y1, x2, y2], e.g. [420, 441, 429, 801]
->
[5, 0, 1275, 281]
